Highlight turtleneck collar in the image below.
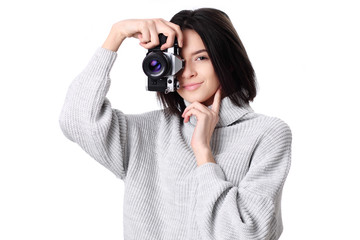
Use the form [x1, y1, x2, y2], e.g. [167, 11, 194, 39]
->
[183, 92, 254, 128]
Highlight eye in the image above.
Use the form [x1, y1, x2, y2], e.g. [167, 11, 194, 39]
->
[196, 56, 208, 61]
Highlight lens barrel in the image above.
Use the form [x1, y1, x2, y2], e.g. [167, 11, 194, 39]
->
[142, 52, 171, 79]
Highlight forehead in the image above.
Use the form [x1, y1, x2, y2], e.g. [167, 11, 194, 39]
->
[181, 29, 206, 55]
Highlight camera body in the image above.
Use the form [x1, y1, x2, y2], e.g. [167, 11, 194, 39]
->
[142, 34, 184, 94]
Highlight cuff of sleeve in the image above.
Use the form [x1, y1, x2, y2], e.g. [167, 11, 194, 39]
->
[84, 47, 118, 79]
[195, 163, 233, 205]
[195, 162, 227, 186]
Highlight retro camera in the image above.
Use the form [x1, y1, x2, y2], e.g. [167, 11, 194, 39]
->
[142, 34, 184, 94]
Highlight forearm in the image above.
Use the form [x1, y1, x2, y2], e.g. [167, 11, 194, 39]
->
[194, 163, 282, 240]
[59, 47, 128, 179]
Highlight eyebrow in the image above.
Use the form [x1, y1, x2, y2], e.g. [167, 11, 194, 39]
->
[191, 49, 207, 56]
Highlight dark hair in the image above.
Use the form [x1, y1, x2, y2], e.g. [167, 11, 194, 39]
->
[156, 8, 257, 118]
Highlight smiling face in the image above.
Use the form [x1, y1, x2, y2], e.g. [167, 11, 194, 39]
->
[176, 29, 221, 106]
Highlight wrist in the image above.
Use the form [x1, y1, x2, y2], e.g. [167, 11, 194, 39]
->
[102, 25, 126, 52]
[194, 147, 216, 166]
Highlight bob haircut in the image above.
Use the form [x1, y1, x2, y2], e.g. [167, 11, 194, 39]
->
[156, 8, 257, 118]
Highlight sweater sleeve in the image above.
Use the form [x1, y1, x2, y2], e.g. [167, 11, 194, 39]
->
[59, 47, 128, 180]
[194, 118, 292, 240]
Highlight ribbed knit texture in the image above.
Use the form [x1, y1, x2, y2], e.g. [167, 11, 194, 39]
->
[59, 47, 292, 240]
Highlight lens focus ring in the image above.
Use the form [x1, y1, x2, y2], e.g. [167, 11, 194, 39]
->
[142, 52, 170, 79]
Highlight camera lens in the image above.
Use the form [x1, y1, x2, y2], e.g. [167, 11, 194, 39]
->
[149, 60, 162, 73]
[142, 52, 170, 79]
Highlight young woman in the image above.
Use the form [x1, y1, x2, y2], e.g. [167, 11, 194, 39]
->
[59, 8, 292, 240]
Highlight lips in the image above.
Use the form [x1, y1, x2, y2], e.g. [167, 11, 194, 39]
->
[182, 82, 204, 90]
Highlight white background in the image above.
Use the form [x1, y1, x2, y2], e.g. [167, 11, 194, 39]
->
[0, 0, 359, 239]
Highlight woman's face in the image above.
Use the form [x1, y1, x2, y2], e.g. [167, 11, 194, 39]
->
[176, 29, 221, 106]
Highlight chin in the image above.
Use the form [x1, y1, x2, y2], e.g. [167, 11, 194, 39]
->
[188, 96, 212, 105]
[179, 89, 213, 105]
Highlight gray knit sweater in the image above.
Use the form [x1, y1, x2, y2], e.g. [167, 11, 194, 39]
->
[59, 47, 292, 240]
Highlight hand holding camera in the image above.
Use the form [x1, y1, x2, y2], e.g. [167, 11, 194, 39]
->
[102, 19, 184, 94]
[102, 18, 183, 52]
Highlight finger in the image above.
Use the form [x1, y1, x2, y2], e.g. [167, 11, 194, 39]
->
[139, 27, 151, 43]
[160, 29, 176, 50]
[211, 88, 222, 114]
[156, 19, 178, 50]
[182, 102, 208, 118]
[183, 108, 203, 123]
[182, 103, 202, 118]
[143, 22, 160, 49]
[133, 32, 142, 39]
[166, 21, 183, 47]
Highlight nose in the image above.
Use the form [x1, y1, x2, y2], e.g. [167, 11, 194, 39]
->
[179, 61, 197, 80]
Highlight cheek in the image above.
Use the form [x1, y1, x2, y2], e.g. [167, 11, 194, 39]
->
[203, 65, 219, 84]
[206, 73, 220, 89]
[176, 88, 185, 98]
